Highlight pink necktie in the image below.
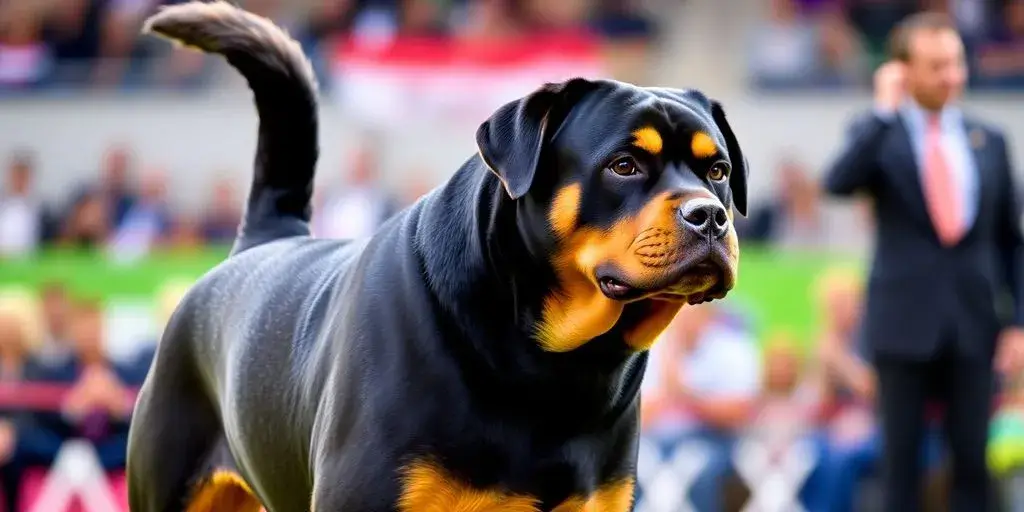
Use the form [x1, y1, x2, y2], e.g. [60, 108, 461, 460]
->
[922, 115, 964, 246]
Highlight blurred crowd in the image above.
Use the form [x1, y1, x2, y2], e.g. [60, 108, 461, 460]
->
[2, 0, 1023, 93]
[0, 141, 422, 260]
[639, 270, 1024, 511]
[0, 0, 657, 92]
[0, 281, 157, 511]
[749, 0, 1024, 90]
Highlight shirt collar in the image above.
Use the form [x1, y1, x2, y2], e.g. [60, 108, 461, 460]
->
[900, 99, 962, 130]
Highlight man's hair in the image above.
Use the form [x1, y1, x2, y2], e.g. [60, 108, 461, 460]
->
[887, 12, 958, 62]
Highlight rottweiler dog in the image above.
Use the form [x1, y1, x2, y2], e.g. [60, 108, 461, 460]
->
[125, 2, 749, 511]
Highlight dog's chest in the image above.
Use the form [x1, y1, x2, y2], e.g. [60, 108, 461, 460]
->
[391, 423, 638, 512]
[396, 457, 635, 512]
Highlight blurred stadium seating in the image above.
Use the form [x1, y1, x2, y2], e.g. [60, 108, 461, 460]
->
[2, 0, 1024, 510]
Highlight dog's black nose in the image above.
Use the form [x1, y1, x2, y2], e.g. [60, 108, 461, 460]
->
[681, 198, 729, 238]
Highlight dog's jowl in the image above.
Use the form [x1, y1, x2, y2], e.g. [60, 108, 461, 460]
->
[125, 2, 750, 511]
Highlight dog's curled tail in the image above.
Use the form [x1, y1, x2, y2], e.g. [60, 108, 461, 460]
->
[144, 1, 318, 254]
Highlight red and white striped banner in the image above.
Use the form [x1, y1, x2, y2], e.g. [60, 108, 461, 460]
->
[331, 33, 606, 127]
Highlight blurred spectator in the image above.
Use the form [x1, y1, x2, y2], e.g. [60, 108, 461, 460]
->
[805, 267, 880, 512]
[843, 0, 919, 70]
[591, 0, 655, 85]
[59, 189, 111, 249]
[742, 333, 822, 511]
[296, 0, 362, 89]
[41, 0, 108, 88]
[93, 0, 151, 88]
[21, 299, 134, 473]
[313, 143, 399, 240]
[398, 0, 448, 37]
[524, 0, 590, 33]
[96, 145, 138, 230]
[972, 0, 1024, 89]
[748, 0, 837, 89]
[818, 7, 869, 86]
[0, 1, 51, 90]
[0, 288, 42, 380]
[36, 283, 76, 369]
[0, 150, 44, 258]
[0, 289, 42, 512]
[199, 176, 242, 246]
[62, 144, 138, 249]
[454, 0, 524, 42]
[641, 303, 761, 512]
[738, 155, 868, 253]
[168, 213, 203, 251]
[590, 0, 654, 41]
[108, 167, 174, 259]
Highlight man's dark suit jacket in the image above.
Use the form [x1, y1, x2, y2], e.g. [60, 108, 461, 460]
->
[824, 110, 1024, 361]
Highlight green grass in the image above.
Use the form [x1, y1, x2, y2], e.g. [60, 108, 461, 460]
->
[0, 245, 860, 348]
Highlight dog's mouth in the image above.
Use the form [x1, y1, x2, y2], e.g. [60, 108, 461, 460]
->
[596, 247, 734, 305]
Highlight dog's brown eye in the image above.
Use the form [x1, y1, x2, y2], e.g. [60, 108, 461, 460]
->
[708, 161, 730, 181]
[609, 157, 639, 176]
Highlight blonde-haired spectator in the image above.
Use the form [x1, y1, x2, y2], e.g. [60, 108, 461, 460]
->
[0, 287, 44, 360]
[0, 286, 41, 511]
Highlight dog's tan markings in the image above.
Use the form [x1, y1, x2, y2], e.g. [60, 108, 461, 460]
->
[539, 188, 741, 352]
[186, 470, 263, 512]
[690, 132, 718, 159]
[538, 192, 686, 352]
[398, 459, 541, 511]
[551, 478, 636, 512]
[622, 300, 683, 351]
[631, 126, 663, 155]
[549, 184, 582, 238]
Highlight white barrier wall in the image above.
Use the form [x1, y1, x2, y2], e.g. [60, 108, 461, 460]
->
[3, 92, 1024, 209]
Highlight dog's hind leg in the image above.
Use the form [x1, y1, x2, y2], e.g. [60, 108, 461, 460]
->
[142, 0, 321, 256]
[126, 316, 229, 512]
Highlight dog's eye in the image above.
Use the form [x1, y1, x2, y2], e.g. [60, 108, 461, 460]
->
[608, 156, 639, 177]
[707, 161, 730, 182]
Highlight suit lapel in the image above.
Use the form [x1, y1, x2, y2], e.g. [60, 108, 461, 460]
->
[881, 117, 933, 230]
[962, 120, 991, 240]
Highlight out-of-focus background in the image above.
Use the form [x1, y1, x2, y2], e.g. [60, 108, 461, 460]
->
[1, 0, 1023, 510]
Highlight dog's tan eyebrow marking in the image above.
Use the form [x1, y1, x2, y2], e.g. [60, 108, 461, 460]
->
[631, 126, 663, 155]
[690, 132, 718, 159]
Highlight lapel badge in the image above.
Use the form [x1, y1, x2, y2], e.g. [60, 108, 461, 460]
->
[970, 128, 986, 149]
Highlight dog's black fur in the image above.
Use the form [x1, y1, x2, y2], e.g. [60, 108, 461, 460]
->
[125, 2, 749, 511]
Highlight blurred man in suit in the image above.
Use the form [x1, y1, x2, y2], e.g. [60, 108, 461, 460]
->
[824, 12, 1024, 512]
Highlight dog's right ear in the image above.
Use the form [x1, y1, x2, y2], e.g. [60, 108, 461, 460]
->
[476, 78, 600, 200]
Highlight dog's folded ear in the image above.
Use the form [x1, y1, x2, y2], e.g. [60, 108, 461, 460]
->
[476, 78, 600, 200]
[710, 101, 749, 216]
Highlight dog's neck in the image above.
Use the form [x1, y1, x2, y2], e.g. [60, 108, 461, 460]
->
[413, 158, 647, 429]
